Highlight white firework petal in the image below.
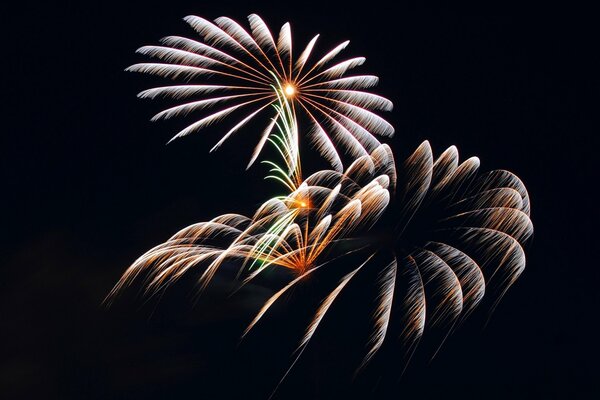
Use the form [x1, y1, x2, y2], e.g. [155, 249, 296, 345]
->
[126, 63, 216, 81]
[400, 256, 427, 350]
[322, 96, 395, 136]
[354, 184, 390, 227]
[315, 40, 350, 67]
[307, 215, 333, 249]
[136, 45, 224, 69]
[338, 114, 381, 153]
[374, 174, 390, 189]
[305, 75, 380, 90]
[303, 95, 382, 152]
[298, 102, 343, 171]
[305, 57, 366, 83]
[449, 226, 527, 309]
[185, 16, 276, 76]
[168, 96, 272, 142]
[442, 207, 533, 242]
[151, 93, 270, 121]
[298, 40, 350, 83]
[302, 97, 369, 158]
[474, 170, 531, 216]
[160, 36, 244, 64]
[159, 36, 274, 83]
[247, 116, 278, 169]
[168, 221, 238, 241]
[307, 119, 344, 172]
[431, 145, 459, 190]
[214, 16, 262, 52]
[398, 141, 434, 232]
[138, 85, 254, 100]
[156, 37, 272, 83]
[247, 15, 280, 56]
[370, 143, 397, 192]
[213, 16, 281, 78]
[210, 103, 274, 152]
[318, 90, 393, 111]
[426, 241, 485, 317]
[359, 257, 396, 370]
[436, 156, 481, 199]
[294, 34, 319, 78]
[417, 249, 463, 327]
[277, 22, 293, 78]
[210, 213, 253, 229]
[184, 16, 244, 52]
[126, 62, 267, 85]
[450, 187, 524, 212]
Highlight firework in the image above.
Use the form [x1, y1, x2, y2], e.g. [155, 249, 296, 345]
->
[107, 139, 532, 390]
[112, 13, 534, 396]
[127, 14, 393, 172]
[243, 141, 533, 377]
[106, 143, 395, 303]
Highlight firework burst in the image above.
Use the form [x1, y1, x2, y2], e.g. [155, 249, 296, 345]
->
[242, 141, 533, 378]
[127, 14, 394, 172]
[110, 13, 534, 396]
[107, 139, 532, 389]
[105, 143, 394, 303]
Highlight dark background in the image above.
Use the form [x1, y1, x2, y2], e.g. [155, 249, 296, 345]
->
[2, 1, 598, 399]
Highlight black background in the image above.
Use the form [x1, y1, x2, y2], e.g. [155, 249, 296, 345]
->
[3, 2, 598, 399]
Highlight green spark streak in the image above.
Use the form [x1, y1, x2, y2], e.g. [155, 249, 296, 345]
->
[248, 210, 298, 271]
[249, 75, 304, 272]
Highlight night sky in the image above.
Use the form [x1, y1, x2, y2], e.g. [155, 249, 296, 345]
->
[3, 2, 598, 399]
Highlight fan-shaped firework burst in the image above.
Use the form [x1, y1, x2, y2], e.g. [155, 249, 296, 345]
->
[127, 13, 394, 171]
[240, 141, 533, 380]
[363, 142, 531, 360]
